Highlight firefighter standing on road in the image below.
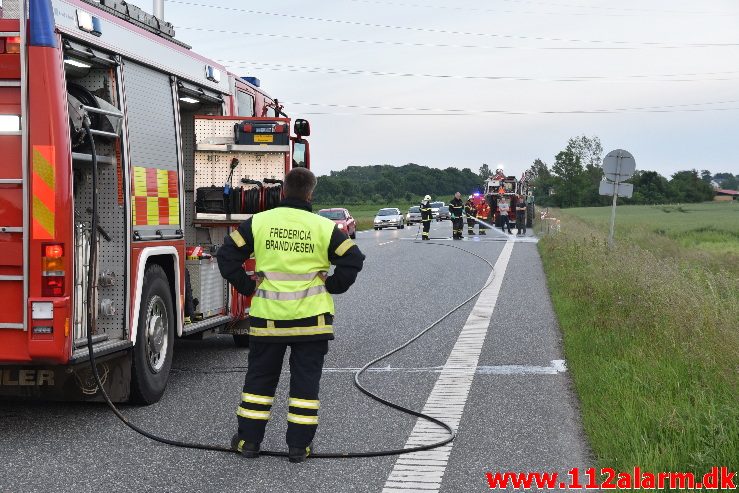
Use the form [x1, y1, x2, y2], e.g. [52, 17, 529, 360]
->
[516, 195, 527, 235]
[449, 192, 464, 240]
[464, 195, 476, 236]
[476, 198, 491, 236]
[217, 168, 365, 463]
[420, 195, 433, 240]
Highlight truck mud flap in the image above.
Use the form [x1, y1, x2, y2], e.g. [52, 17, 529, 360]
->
[0, 350, 131, 402]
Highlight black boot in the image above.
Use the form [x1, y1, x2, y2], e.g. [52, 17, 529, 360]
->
[231, 434, 260, 458]
[288, 444, 312, 463]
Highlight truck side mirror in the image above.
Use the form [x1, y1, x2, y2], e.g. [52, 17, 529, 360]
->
[292, 139, 310, 168]
[294, 118, 310, 137]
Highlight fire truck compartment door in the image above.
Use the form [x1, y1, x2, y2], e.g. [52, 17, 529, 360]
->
[123, 60, 181, 239]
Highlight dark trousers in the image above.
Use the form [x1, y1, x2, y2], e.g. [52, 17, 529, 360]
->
[466, 218, 475, 234]
[516, 212, 526, 234]
[500, 215, 511, 233]
[452, 217, 463, 238]
[237, 340, 328, 448]
[421, 219, 431, 239]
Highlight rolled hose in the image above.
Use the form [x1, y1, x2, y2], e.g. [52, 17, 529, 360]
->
[83, 119, 496, 458]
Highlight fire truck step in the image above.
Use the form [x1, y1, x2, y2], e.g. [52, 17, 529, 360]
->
[73, 333, 109, 349]
[72, 153, 116, 166]
[181, 314, 232, 336]
[69, 340, 133, 365]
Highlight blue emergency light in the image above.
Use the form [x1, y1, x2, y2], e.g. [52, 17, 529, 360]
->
[241, 76, 260, 88]
[30, 0, 57, 47]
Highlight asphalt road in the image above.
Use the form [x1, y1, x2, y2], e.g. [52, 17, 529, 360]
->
[0, 221, 591, 492]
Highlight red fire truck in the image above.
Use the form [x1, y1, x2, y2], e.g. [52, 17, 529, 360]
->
[0, 0, 310, 403]
[482, 168, 535, 228]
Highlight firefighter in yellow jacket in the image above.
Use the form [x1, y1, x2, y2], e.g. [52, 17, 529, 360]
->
[217, 168, 365, 462]
[420, 195, 433, 240]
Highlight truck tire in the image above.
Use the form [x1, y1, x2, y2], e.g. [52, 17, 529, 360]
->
[130, 264, 174, 405]
[526, 204, 534, 228]
[233, 334, 250, 348]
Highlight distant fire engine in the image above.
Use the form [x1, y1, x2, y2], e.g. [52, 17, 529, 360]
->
[481, 168, 535, 228]
[0, 0, 310, 403]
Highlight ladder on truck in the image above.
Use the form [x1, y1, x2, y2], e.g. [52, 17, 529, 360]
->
[0, 0, 29, 332]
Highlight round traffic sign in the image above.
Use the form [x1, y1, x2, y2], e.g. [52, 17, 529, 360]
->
[602, 149, 636, 181]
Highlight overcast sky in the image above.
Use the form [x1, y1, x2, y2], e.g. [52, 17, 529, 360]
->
[162, 0, 739, 179]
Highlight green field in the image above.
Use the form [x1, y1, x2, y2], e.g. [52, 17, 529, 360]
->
[538, 201, 738, 476]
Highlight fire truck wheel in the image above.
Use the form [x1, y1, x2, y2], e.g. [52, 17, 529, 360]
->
[130, 264, 174, 405]
[233, 334, 250, 347]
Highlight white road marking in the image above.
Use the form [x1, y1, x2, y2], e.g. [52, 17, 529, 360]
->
[378, 241, 395, 246]
[382, 240, 514, 492]
[398, 236, 538, 243]
[320, 361, 566, 374]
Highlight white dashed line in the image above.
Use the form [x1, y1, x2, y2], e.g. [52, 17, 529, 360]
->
[378, 241, 395, 246]
[381, 240, 514, 492]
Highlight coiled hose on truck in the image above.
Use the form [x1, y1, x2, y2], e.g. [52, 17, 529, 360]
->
[83, 121, 496, 458]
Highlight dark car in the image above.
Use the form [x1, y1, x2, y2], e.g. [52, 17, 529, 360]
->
[436, 205, 451, 221]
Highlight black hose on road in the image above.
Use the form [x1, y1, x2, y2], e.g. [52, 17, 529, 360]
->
[82, 130, 497, 458]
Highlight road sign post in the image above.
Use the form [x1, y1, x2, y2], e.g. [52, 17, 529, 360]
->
[600, 149, 636, 248]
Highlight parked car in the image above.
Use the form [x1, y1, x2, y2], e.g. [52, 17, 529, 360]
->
[430, 201, 445, 219]
[406, 206, 421, 225]
[318, 208, 357, 239]
[373, 207, 404, 230]
[436, 205, 451, 221]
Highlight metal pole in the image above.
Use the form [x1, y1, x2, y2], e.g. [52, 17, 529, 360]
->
[607, 153, 620, 248]
[153, 0, 164, 19]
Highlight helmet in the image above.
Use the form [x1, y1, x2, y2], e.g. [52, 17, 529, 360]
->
[423, 195, 431, 201]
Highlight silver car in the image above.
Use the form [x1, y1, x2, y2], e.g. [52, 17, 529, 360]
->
[406, 206, 421, 225]
[374, 207, 404, 230]
[430, 201, 445, 219]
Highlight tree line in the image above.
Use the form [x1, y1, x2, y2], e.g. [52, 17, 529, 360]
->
[312, 138, 737, 207]
[313, 163, 484, 204]
[527, 135, 736, 208]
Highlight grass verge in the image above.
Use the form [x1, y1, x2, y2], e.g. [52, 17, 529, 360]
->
[538, 203, 738, 475]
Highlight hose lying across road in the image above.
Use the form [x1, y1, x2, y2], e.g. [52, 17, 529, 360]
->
[84, 125, 497, 458]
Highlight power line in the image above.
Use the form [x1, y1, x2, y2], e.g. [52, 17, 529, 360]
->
[176, 25, 737, 51]
[294, 108, 739, 116]
[167, 1, 739, 48]
[220, 59, 739, 83]
[281, 99, 739, 115]
[496, 0, 738, 16]
[345, 0, 739, 17]
[176, 26, 635, 51]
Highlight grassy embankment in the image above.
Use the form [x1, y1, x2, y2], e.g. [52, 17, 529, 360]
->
[537, 202, 738, 474]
